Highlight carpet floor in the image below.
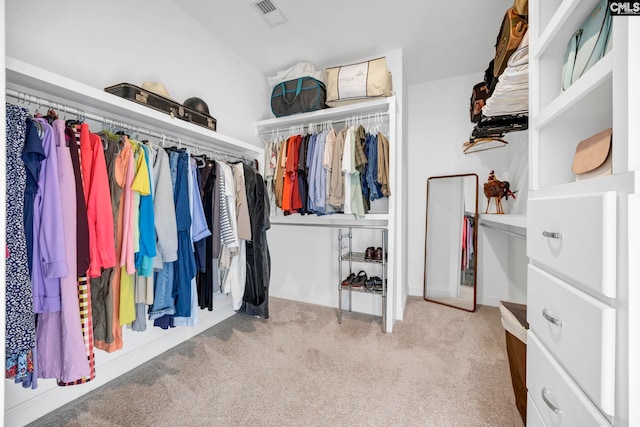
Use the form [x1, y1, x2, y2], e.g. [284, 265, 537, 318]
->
[28, 297, 524, 427]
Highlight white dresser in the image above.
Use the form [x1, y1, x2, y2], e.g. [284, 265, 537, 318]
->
[527, 1, 639, 426]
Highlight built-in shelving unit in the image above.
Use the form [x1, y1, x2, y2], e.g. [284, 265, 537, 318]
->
[254, 97, 401, 333]
[527, 1, 639, 426]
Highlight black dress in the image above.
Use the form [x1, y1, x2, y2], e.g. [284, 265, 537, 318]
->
[239, 165, 271, 318]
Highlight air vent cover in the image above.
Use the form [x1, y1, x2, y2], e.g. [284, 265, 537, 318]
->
[250, 0, 288, 27]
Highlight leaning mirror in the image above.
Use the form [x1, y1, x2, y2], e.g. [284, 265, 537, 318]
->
[423, 173, 478, 312]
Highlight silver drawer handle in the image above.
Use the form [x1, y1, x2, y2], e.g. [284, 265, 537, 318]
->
[542, 231, 562, 239]
[541, 388, 561, 415]
[542, 309, 563, 327]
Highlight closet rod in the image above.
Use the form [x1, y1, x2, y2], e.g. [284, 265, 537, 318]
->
[271, 222, 387, 229]
[479, 222, 526, 240]
[257, 111, 390, 137]
[5, 88, 248, 163]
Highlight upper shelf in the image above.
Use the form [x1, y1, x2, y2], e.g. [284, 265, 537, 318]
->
[254, 97, 394, 134]
[5, 57, 263, 158]
[533, 0, 602, 60]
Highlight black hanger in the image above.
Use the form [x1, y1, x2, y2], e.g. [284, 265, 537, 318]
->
[65, 119, 83, 128]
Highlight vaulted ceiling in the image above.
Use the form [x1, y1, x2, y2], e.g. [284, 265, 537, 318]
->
[172, 0, 514, 85]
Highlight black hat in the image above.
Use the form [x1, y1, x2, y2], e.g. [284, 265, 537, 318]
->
[183, 97, 210, 115]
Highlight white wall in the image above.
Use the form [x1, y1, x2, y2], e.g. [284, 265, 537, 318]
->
[406, 72, 528, 306]
[5, 0, 270, 144]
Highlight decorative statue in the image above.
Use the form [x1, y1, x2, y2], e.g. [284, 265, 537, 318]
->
[483, 170, 517, 214]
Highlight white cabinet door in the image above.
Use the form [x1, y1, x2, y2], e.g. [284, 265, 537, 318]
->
[527, 192, 616, 297]
[528, 265, 616, 415]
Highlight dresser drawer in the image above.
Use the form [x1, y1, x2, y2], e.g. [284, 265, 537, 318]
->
[527, 333, 611, 427]
[528, 265, 616, 415]
[527, 192, 616, 297]
[527, 394, 547, 427]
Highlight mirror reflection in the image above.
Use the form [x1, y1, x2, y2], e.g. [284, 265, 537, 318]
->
[423, 174, 478, 312]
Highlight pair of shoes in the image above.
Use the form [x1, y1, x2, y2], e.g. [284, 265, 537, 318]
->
[364, 247, 376, 260]
[365, 276, 383, 292]
[370, 247, 386, 261]
[342, 273, 355, 287]
[351, 270, 367, 288]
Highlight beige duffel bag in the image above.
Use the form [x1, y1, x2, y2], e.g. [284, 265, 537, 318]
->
[325, 57, 393, 107]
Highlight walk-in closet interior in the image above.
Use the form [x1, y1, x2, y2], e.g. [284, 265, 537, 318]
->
[3, 0, 638, 426]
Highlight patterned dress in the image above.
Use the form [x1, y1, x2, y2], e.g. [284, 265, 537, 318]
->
[5, 104, 36, 380]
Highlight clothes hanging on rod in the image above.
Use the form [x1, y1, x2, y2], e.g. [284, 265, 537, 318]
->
[4, 99, 271, 390]
[257, 111, 390, 137]
[263, 115, 391, 219]
[461, 213, 475, 275]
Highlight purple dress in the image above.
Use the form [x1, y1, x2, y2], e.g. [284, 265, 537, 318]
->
[36, 119, 90, 381]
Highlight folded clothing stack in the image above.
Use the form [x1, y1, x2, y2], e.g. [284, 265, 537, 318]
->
[483, 31, 529, 117]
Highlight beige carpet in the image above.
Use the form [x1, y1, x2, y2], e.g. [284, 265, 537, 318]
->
[28, 297, 524, 427]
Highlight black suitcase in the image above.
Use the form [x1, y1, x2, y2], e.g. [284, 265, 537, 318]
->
[104, 83, 217, 131]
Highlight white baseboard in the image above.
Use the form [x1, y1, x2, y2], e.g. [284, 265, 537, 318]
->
[5, 297, 236, 427]
[477, 294, 502, 307]
[271, 288, 383, 317]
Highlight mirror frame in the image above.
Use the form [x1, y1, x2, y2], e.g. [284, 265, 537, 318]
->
[423, 173, 478, 312]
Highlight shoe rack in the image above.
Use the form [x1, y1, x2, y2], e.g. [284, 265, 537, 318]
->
[337, 227, 387, 330]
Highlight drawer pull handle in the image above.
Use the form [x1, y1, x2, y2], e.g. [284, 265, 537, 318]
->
[542, 309, 563, 327]
[542, 231, 562, 239]
[541, 388, 561, 415]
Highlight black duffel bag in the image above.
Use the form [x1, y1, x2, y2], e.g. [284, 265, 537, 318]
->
[270, 77, 327, 117]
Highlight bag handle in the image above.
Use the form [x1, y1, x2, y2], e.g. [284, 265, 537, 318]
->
[281, 78, 304, 105]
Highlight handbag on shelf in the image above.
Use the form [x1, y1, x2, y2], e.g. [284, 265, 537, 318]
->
[494, 7, 528, 78]
[561, 0, 612, 91]
[571, 128, 612, 181]
[270, 77, 327, 118]
[470, 82, 489, 123]
[513, 0, 528, 17]
[325, 57, 393, 107]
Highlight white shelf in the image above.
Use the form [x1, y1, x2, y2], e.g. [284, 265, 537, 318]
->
[534, 0, 601, 60]
[479, 213, 527, 229]
[533, 51, 613, 130]
[5, 57, 263, 158]
[270, 213, 388, 228]
[530, 171, 636, 199]
[255, 97, 393, 133]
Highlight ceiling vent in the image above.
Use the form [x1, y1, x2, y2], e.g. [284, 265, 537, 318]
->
[250, 0, 288, 27]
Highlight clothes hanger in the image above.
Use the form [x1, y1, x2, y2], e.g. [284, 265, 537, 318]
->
[463, 136, 509, 154]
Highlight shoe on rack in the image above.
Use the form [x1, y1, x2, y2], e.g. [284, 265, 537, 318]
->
[373, 247, 385, 261]
[342, 273, 356, 287]
[364, 247, 375, 260]
[368, 276, 383, 292]
[351, 270, 368, 288]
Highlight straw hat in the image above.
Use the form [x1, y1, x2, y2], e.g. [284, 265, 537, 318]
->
[141, 82, 174, 100]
